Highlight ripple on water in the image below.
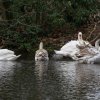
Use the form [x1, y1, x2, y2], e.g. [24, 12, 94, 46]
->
[0, 60, 100, 100]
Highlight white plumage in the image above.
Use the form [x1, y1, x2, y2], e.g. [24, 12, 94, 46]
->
[54, 32, 100, 64]
[54, 32, 91, 60]
[0, 49, 21, 60]
[54, 40, 80, 60]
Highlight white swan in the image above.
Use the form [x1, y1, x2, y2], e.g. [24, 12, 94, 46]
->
[35, 42, 49, 61]
[0, 49, 21, 60]
[54, 32, 91, 60]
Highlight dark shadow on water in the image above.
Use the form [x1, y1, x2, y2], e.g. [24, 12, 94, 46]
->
[0, 60, 100, 100]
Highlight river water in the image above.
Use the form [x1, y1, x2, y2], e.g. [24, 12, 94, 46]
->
[0, 60, 100, 100]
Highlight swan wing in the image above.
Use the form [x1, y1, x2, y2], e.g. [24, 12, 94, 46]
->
[6, 55, 21, 60]
[61, 40, 78, 48]
[0, 49, 14, 56]
[0, 54, 21, 60]
[54, 50, 68, 56]
[61, 40, 79, 51]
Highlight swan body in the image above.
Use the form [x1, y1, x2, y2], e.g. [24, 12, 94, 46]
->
[35, 42, 49, 61]
[54, 40, 80, 60]
[55, 40, 79, 55]
[0, 49, 21, 60]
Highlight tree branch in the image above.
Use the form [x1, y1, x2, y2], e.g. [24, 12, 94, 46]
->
[86, 20, 100, 41]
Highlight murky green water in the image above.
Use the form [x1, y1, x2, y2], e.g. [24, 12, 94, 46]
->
[0, 60, 100, 100]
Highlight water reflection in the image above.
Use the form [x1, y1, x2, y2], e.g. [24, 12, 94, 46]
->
[75, 64, 100, 100]
[0, 61, 18, 99]
[0, 60, 36, 100]
[46, 61, 78, 100]
[0, 60, 100, 100]
[35, 61, 48, 81]
[34, 61, 48, 100]
[43, 61, 100, 100]
[0, 61, 17, 79]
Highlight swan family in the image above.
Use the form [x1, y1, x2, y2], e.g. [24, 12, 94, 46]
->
[54, 32, 100, 64]
[0, 32, 100, 64]
[54, 32, 92, 60]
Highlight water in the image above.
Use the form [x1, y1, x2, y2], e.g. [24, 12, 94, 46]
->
[0, 60, 100, 100]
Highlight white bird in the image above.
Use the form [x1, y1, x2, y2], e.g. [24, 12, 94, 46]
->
[35, 42, 49, 61]
[54, 32, 91, 60]
[0, 49, 21, 60]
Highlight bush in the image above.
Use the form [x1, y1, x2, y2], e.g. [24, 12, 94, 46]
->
[0, 0, 99, 51]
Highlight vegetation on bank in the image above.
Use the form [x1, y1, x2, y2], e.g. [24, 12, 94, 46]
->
[0, 0, 100, 52]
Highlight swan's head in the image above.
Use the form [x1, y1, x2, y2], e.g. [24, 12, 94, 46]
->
[78, 32, 83, 40]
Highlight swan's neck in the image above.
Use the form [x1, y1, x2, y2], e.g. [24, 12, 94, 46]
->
[78, 32, 84, 45]
[39, 42, 43, 49]
[95, 39, 100, 50]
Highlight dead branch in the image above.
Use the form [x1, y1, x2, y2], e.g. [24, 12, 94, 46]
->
[89, 20, 100, 43]
[90, 32, 100, 43]
[86, 20, 100, 41]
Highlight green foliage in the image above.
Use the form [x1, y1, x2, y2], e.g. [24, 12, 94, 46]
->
[48, 12, 66, 28]
[0, 0, 99, 51]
